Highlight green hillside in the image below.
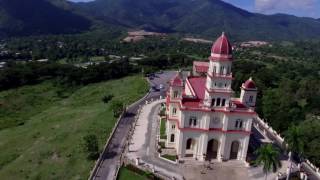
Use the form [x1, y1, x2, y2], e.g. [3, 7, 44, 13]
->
[0, 0, 92, 38]
[77, 0, 320, 41]
[1, 0, 320, 40]
[0, 76, 148, 179]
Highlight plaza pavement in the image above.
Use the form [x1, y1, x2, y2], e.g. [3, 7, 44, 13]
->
[127, 99, 253, 180]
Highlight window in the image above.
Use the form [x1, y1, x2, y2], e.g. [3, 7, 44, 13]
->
[173, 91, 179, 98]
[239, 121, 243, 128]
[222, 99, 226, 106]
[216, 98, 221, 106]
[213, 66, 216, 74]
[172, 125, 176, 129]
[189, 116, 197, 127]
[211, 98, 216, 107]
[170, 134, 175, 142]
[172, 108, 177, 115]
[225, 83, 227, 87]
[235, 119, 244, 129]
[220, 66, 224, 75]
[249, 96, 253, 103]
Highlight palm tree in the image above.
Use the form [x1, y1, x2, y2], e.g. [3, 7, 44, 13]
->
[255, 144, 282, 180]
[285, 125, 304, 160]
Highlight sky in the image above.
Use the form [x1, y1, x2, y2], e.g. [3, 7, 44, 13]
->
[223, 0, 320, 18]
[69, 0, 320, 18]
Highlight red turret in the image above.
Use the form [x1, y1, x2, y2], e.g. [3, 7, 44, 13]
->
[242, 77, 257, 90]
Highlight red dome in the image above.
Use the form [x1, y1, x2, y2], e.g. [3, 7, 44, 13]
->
[243, 77, 256, 89]
[211, 32, 233, 56]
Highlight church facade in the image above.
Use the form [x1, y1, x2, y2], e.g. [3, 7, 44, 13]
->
[165, 33, 258, 162]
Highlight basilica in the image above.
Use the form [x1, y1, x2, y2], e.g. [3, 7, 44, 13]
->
[165, 33, 257, 162]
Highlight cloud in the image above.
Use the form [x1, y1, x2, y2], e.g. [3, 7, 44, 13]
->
[255, 0, 316, 14]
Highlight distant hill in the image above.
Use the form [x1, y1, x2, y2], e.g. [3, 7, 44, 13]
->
[0, 0, 91, 38]
[76, 0, 320, 41]
[1, 0, 320, 41]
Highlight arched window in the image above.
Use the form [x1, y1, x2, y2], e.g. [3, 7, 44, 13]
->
[189, 116, 197, 127]
[222, 99, 226, 106]
[170, 134, 175, 142]
[213, 66, 216, 74]
[249, 96, 253, 103]
[239, 121, 243, 128]
[173, 91, 179, 98]
[216, 98, 221, 106]
[211, 98, 216, 107]
[172, 108, 177, 115]
[235, 119, 244, 129]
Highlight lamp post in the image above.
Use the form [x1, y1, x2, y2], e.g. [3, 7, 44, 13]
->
[286, 151, 292, 180]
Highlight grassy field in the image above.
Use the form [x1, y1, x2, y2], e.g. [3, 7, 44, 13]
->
[117, 167, 146, 180]
[0, 76, 148, 180]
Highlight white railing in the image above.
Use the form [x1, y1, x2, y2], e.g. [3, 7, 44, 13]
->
[254, 117, 320, 179]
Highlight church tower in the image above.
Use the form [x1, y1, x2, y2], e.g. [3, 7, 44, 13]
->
[240, 77, 258, 108]
[204, 32, 234, 108]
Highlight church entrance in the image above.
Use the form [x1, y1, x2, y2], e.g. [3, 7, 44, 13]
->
[206, 139, 219, 160]
[229, 141, 240, 160]
[185, 138, 196, 157]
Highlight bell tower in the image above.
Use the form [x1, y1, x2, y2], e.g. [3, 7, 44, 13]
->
[204, 32, 234, 108]
[240, 77, 258, 108]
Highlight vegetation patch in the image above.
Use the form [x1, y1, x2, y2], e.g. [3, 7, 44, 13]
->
[160, 118, 167, 140]
[0, 76, 148, 179]
[117, 164, 161, 180]
[161, 154, 177, 162]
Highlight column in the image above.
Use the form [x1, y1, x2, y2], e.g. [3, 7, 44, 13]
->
[178, 131, 185, 158]
[218, 134, 226, 161]
[199, 133, 208, 161]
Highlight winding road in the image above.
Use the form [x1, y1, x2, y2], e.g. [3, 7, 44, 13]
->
[91, 71, 176, 180]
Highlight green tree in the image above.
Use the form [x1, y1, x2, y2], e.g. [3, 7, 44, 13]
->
[285, 125, 305, 160]
[255, 144, 282, 180]
[110, 100, 124, 118]
[83, 134, 99, 160]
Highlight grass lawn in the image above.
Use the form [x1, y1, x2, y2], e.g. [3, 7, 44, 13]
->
[161, 154, 177, 162]
[0, 75, 148, 180]
[117, 167, 146, 180]
[160, 118, 167, 139]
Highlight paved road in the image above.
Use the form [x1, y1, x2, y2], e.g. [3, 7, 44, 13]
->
[92, 71, 176, 180]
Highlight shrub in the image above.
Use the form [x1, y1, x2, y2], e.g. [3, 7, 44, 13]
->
[102, 94, 114, 103]
[83, 134, 99, 160]
[110, 100, 124, 118]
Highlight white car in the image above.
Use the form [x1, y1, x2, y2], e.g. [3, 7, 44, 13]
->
[159, 84, 164, 89]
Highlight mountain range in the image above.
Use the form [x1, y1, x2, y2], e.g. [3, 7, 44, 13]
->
[1, 0, 320, 41]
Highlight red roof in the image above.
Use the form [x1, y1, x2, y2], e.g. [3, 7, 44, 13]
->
[231, 100, 247, 108]
[193, 61, 209, 73]
[188, 77, 206, 99]
[170, 72, 183, 87]
[181, 77, 206, 107]
[243, 77, 256, 89]
[211, 32, 233, 56]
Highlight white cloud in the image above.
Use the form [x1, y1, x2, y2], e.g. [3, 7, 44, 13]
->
[255, 0, 316, 14]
